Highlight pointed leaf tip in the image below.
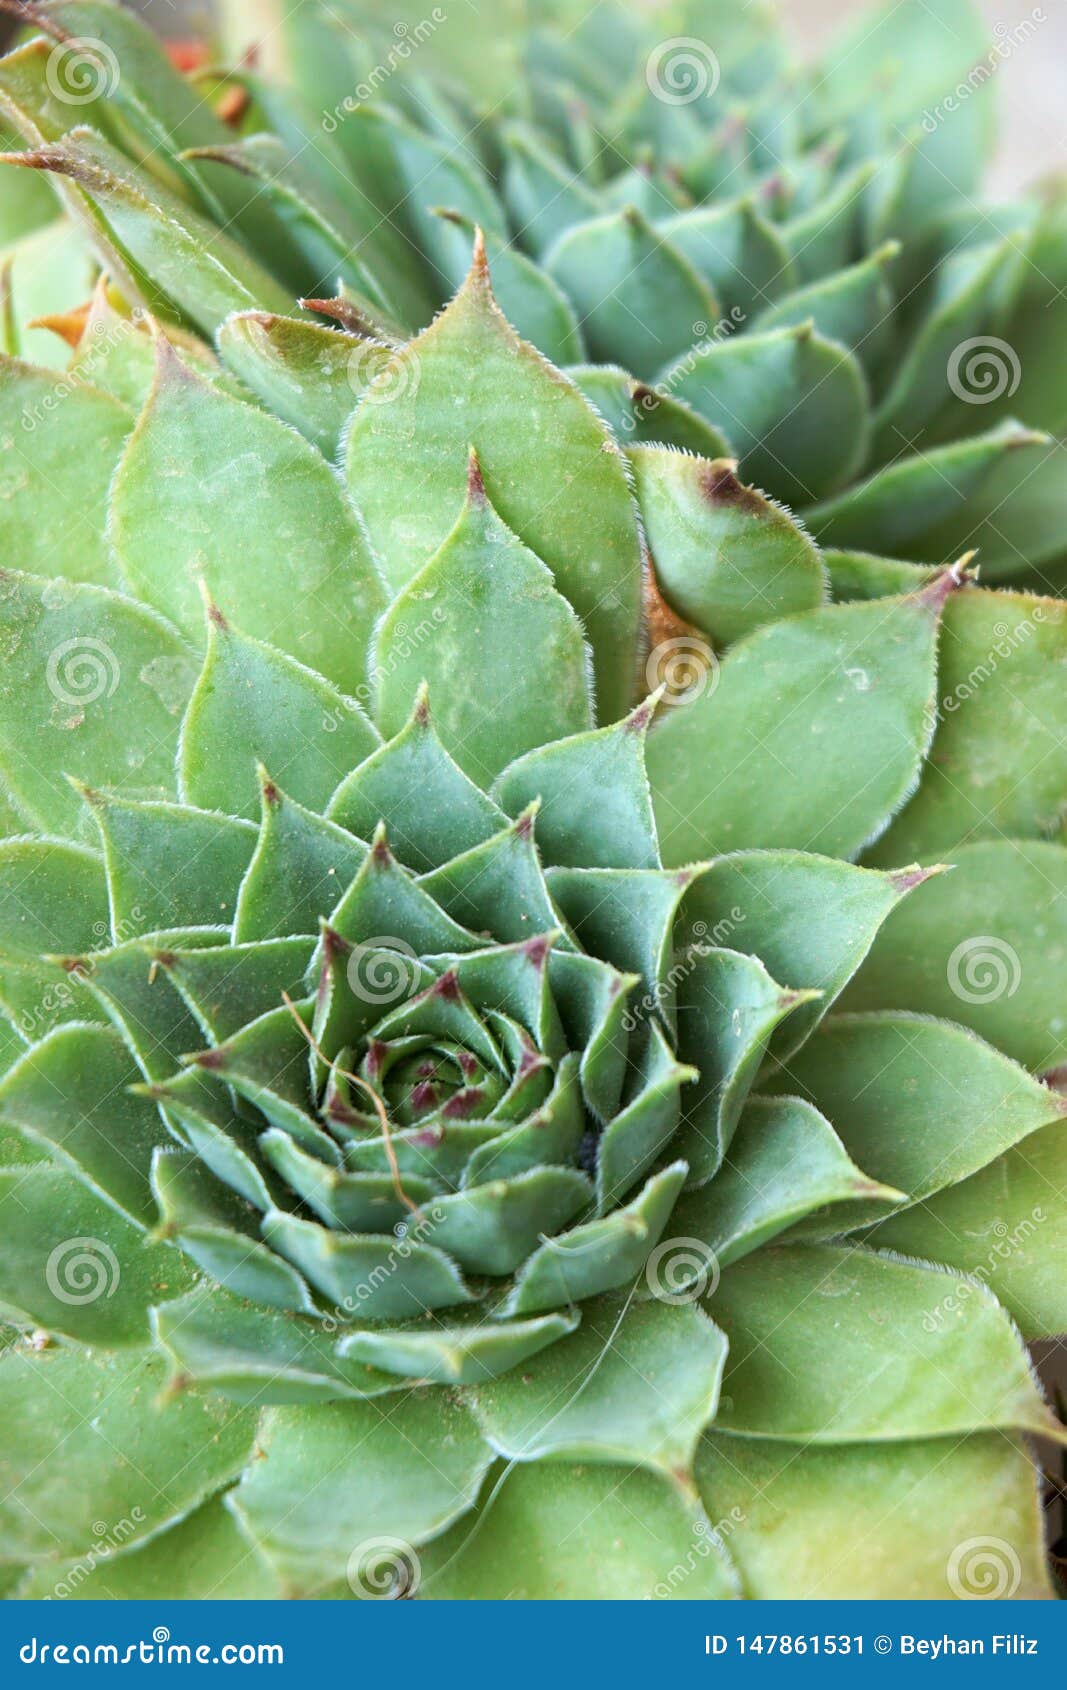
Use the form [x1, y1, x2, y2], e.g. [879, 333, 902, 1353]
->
[918, 554, 977, 614]
[467, 447, 487, 505]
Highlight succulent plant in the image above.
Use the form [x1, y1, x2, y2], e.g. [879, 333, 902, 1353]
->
[3, 0, 1065, 595]
[0, 0, 1066, 1604]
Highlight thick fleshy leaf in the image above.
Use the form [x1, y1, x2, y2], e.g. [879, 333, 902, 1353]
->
[500, 121, 602, 257]
[492, 698, 660, 871]
[545, 205, 718, 380]
[696, 1431, 1052, 1599]
[59, 932, 213, 1081]
[436, 210, 583, 365]
[228, 1394, 493, 1596]
[672, 1095, 902, 1270]
[0, 1343, 254, 1564]
[0, 571, 194, 836]
[422, 1166, 592, 1275]
[503, 1162, 687, 1315]
[419, 810, 573, 947]
[682, 851, 939, 1061]
[804, 423, 1053, 571]
[87, 790, 256, 936]
[770, 1014, 1066, 1235]
[328, 687, 506, 874]
[420, 1462, 739, 1599]
[0, 836, 106, 958]
[0, 1164, 194, 1345]
[673, 948, 812, 1183]
[338, 1307, 580, 1385]
[216, 311, 377, 458]
[374, 465, 592, 782]
[471, 1298, 726, 1475]
[179, 610, 378, 820]
[709, 1244, 1060, 1442]
[755, 243, 898, 372]
[660, 324, 870, 507]
[566, 363, 730, 456]
[344, 243, 643, 721]
[110, 340, 385, 694]
[234, 775, 367, 943]
[843, 840, 1067, 1073]
[152, 1283, 404, 1405]
[647, 576, 956, 866]
[14, 1497, 282, 1601]
[262, 1208, 474, 1319]
[0, 1022, 170, 1226]
[658, 198, 794, 318]
[870, 590, 1067, 862]
[877, 1119, 1067, 1343]
[0, 356, 129, 586]
[629, 448, 826, 647]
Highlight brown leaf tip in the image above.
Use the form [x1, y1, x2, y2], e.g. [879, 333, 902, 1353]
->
[523, 933, 554, 970]
[918, 553, 977, 615]
[432, 969, 461, 1002]
[443, 1086, 484, 1119]
[412, 681, 431, 727]
[370, 825, 394, 867]
[466, 447, 487, 506]
[193, 1048, 227, 1070]
[700, 458, 759, 511]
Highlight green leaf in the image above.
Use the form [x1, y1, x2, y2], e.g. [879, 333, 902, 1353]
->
[14, 1496, 282, 1601]
[759, 242, 897, 363]
[0, 1022, 171, 1226]
[710, 1243, 1060, 1442]
[503, 1162, 688, 1315]
[804, 422, 1052, 567]
[493, 697, 660, 870]
[673, 948, 811, 1182]
[869, 590, 1067, 862]
[216, 311, 376, 459]
[152, 1282, 405, 1405]
[499, 122, 602, 257]
[0, 356, 130, 586]
[179, 609, 378, 821]
[658, 198, 794, 317]
[771, 1013, 1066, 1234]
[629, 449, 826, 647]
[374, 462, 593, 782]
[419, 809, 574, 947]
[843, 840, 1067, 1073]
[420, 1462, 739, 1599]
[696, 1431, 1052, 1599]
[872, 1120, 1067, 1342]
[158, 935, 315, 1045]
[825, 549, 937, 601]
[683, 851, 938, 1061]
[566, 363, 730, 456]
[672, 1095, 901, 1269]
[0, 1164, 194, 1345]
[470, 1298, 726, 1475]
[262, 1208, 475, 1319]
[234, 774, 367, 943]
[660, 323, 870, 507]
[87, 790, 256, 935]
[0, 835, 106, 958]
[228, 1394, 493, 1596]
[0, 1343, 254, 1564]
[435, 210, 583, 366]
[344, 242, 643, 722]
[2, 127, 294, 337]
[0, 571, 195, 836]
[647, 578, 953, 866]
[327, 686, 506, 874]
[60, 933, 213, 1081]
[545, 205, 719, 380]
[422, 1166, 593, 1275]
[338, 1308, 580, 1385]
[110, 340, 386, 695]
